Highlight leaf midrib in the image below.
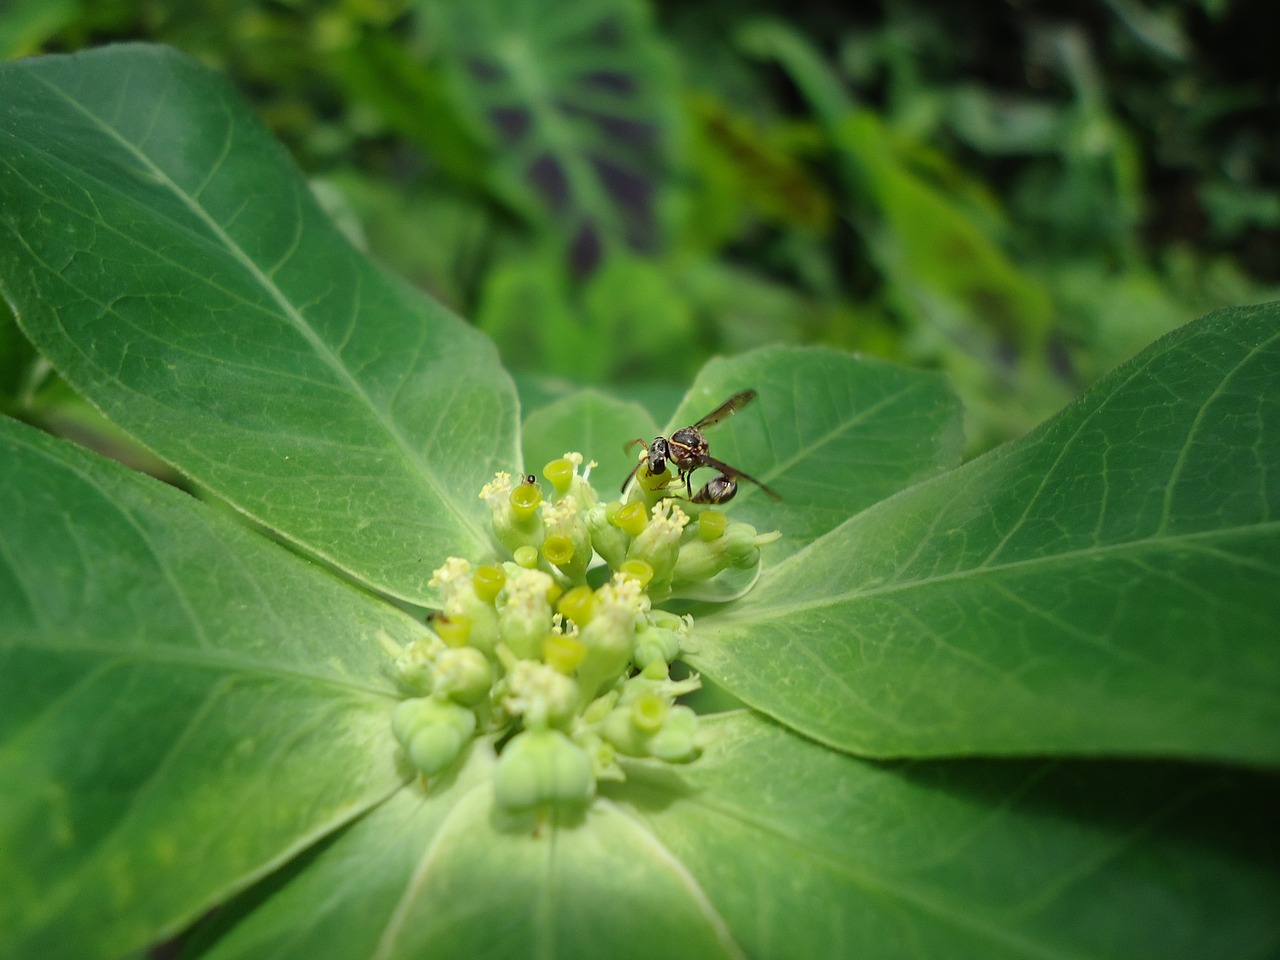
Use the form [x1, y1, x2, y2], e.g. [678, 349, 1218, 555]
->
[20, 68, 490, 556]
[712, 520, 1280, 626]
[2, 635, 395, 698]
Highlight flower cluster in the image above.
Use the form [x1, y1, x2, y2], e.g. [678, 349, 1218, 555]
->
[385, 453, 778, 814]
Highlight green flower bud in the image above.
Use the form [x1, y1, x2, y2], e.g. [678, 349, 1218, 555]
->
[631, 691, 670, 733]
[479, 472, 545, 556]
[542, 497, 592, 583]
[501, 659, 579, 728]
[632, 619, 682, 669]
[544, 452, 600, 512]
[576, 576, 647, 702]
[497, 567, 556, 660]
[670, 522, 781, 591]
[392, 697, 477, 776]
[670, 538, 732, 585]
[598, 698, 699, 763]
[648, 705, 700, 763]
[726, 522, 781, 564]
[584, 502, 630, 569]
[429, 558, 501, 655]
[576, 730, 625, 782]
[392, 634, 445, 694]
[433, 647, 493, 706]
[494, 728, 595, 813]
[625, 499, 689, 595]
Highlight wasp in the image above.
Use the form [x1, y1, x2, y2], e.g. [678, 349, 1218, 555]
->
[621, 389, 781, 505]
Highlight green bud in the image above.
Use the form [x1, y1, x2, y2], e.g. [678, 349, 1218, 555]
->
[670, 539, 728, 586]
[479, 472, 545, 556]
[648, 705, 700, 762]
[577, 731, 625, 782]
[494, 728, 595, 813]
[392, 697, 477, 776]
[625, 499, 689, 594]
[584, 503, 630, 569]
[544, 452, 600, 513]
[497, 567, 556, 660]
[632, 620, 682, 669]
[429, 558, 501, 656]
[724, 522, 781, 565]
[392, 635, 444, 694]
[542, 497, 592, 583]
[576, 577, 647, 702]
[598, 699, 699, 763]
[433, 647, 493, 706]
[502, 659, 579, 728]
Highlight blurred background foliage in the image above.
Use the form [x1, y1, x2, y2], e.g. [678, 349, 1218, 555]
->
[2, 0, 1277, 453]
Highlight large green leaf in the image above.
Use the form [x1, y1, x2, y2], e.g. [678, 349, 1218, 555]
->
[662, 345, 964, 560]
[693, 305, 1280, 764]
[179, 714, 1280, 960]
[0, 417, 415, 960]
[0, 45, 518, 604]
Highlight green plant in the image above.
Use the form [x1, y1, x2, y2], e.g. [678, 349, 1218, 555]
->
[2, 46, 1278, 960]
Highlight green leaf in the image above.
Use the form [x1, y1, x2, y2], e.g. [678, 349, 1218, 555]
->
[629, 713, 1280, 960]
[694, 305, 1280, 764]
[182, 745, 743, 960]
[419, 0, 679, 271]
[176, 714, 1280, 960]
[665, 345, 964, 559]
[0, 417, 414, 960]
[0, 45, 519, 604]
[521, 388, 658, 489]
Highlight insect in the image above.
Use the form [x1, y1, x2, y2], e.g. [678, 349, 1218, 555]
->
[621, 389, 782, 505]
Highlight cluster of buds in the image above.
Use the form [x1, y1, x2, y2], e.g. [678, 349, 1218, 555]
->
[386, 453, 778, 815]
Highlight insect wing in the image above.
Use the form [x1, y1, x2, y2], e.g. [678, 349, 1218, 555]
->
[693, 389, 758, 430]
